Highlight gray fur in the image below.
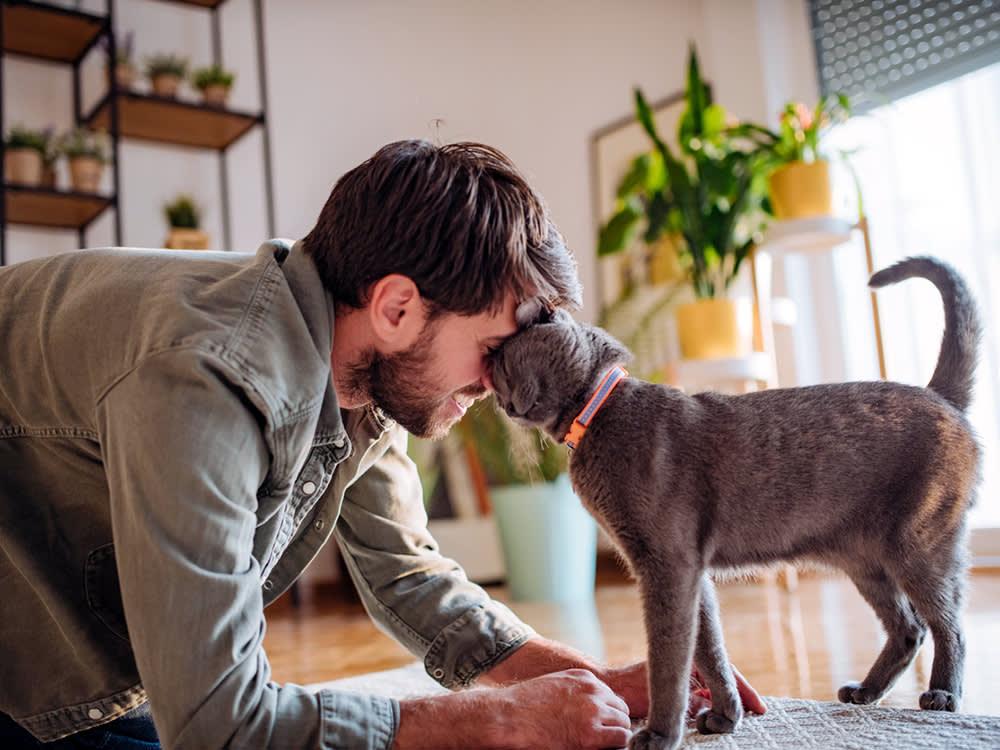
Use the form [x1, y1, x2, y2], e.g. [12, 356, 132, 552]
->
[491, 257, 981, 750]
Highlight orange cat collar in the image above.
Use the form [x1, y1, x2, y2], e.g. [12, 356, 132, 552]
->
[563, 365, 629, 450]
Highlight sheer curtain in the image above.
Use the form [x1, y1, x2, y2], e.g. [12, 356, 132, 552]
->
[824, 60, 1000, 532]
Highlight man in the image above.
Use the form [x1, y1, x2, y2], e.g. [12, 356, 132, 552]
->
[0, 141, 763, 749]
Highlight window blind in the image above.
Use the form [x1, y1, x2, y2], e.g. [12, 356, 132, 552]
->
[809, 0, 1000, 111]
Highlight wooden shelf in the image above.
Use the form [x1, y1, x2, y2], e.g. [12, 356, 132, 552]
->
[152, 0, 227, 7]
[4, 185, 113, 229]
[85, 92, 262, 150]
[758, 216, 856, 257]
[2, 1, 107, 64]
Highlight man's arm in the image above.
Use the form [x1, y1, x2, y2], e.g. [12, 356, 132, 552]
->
[98, 349, 399, 749]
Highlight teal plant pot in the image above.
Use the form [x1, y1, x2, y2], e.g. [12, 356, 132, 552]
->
[490, 473, 597, 602]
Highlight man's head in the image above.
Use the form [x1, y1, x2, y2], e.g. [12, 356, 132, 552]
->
[303, 140, 582, 438]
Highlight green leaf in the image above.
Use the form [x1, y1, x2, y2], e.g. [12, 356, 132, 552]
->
[616, 153, 652, 199]
[702, 104, 727, 137]
[686, 43, 707, 135]
[598, 201, 643, 256]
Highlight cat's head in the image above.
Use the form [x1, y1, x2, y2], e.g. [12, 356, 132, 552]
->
[490, 299, 632, 441]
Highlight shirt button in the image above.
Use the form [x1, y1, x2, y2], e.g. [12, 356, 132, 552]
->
[333, 437, 345, 448]
[88, 708, 103, 720]
[263, 579, 273, 591]
[302, 481, 317, 495]
[313, 519, 325, 531]
[432, 668, 445, 679]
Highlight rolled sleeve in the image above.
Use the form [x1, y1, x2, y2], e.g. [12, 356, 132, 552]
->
[96, 348, 400, 749]
[335, 426, 535, 689]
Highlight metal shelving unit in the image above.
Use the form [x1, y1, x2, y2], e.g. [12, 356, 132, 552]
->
[0, 0, 276, 265]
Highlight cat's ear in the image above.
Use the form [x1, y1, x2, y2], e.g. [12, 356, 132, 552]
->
[515, 298, 552, 327]
[509, 379, 539, 419]
[549, 308, 575, 326]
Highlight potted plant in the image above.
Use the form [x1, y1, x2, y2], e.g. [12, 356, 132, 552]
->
[458, 398, 597, 602]
[39, 126, 58, 188]
[765, 95, 851, 219]
[600, 45, 772, 360]
[145, 53, 188, 98]
[164, 194, 210, 249]
[59, 128, 108, 193]
[102, 31, 136, 90]
[4, 125, 48, 186]
[192, 64, 235, 107]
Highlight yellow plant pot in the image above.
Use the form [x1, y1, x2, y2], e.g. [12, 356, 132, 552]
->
[768, 159, 833, 220]
[69, 157, 103, 193]
[165, 228, 211, 250]
[647, 234, 684, 285]
[200, 84, 230, 107]
[151, 74, 180, 98]
[675, 298, 752, 360]
[5, 148, 43, 185]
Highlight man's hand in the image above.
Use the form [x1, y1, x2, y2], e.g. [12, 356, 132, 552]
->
[601, 660, 767, 719]
[393, 669, 632, 750]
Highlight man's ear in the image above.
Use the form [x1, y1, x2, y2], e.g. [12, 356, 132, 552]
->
[367, 275, 424, 349]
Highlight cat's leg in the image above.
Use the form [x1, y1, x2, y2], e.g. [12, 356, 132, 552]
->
[892, 543, 967, 712]
[838, 566, 927, 705]
[692, 574, 742, 734]
[628, 565, 702, 750]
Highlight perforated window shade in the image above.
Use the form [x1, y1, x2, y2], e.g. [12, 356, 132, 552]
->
[809, 0, 1000, 111]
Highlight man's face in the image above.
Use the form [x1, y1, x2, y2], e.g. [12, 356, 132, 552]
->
[347, 294, 519, 439]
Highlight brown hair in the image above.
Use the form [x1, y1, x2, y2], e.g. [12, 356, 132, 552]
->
[302, 140, 582, 317]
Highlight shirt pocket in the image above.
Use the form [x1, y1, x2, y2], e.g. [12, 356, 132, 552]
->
[84, 543, 131, 643]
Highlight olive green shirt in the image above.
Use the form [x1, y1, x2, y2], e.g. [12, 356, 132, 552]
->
[0, 240, 533, 748]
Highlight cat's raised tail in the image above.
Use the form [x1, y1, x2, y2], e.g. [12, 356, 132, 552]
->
[869, 256, 982, 413]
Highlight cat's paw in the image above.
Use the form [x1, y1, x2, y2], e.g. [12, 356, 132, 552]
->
[695, 708, 739, 735]
[837, 681, 880, 705]
[628, 727, 679, 750]
[920, 689, 959, 712]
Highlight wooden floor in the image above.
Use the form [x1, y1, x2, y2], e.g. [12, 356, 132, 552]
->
[264, 562, 1000, 715]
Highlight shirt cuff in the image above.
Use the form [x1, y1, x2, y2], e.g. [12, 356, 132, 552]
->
[319, 688, 399, 750]
[423, 600, 537, 689]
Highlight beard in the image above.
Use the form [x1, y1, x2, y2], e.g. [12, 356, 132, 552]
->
[343, 317, 486, 439]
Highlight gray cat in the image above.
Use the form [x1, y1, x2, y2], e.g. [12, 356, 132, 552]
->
[490, 257, 981, 750]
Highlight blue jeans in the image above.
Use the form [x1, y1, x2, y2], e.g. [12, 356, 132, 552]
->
[0, 705, 159, 748]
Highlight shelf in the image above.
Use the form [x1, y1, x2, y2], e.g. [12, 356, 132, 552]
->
[2, 1, 107, 64]
[85, 92, 262, 150]
[758, 216, 856, 257]
[672, 352, 773, 391]
[4, 185, 113, 229]
[151, 0, 227, 7]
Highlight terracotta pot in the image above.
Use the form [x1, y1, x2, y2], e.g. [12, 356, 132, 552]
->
[69, 156, 103, 193]
[165, 228, 211, 250]
[767, 159, 833, 220]
[200, 84, 230, 107]
[151, 73, 181, 98]
[40, 165, 57, 189]
[675, 297, 753, 360]
[5, 148, 43, 186]
[115, 62, 135, 90]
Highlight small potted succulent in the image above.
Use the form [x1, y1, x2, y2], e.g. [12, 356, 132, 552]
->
[764, 95, 851, 219]
[39, 126, 58, 188]
[59, 127, 109, 193]
[4, 125, 48, 186]
[103, 31, 136, 90]
[164, 194, 210, 249]
[145, 53, 188, 98]
[192, 64, 235, 107]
